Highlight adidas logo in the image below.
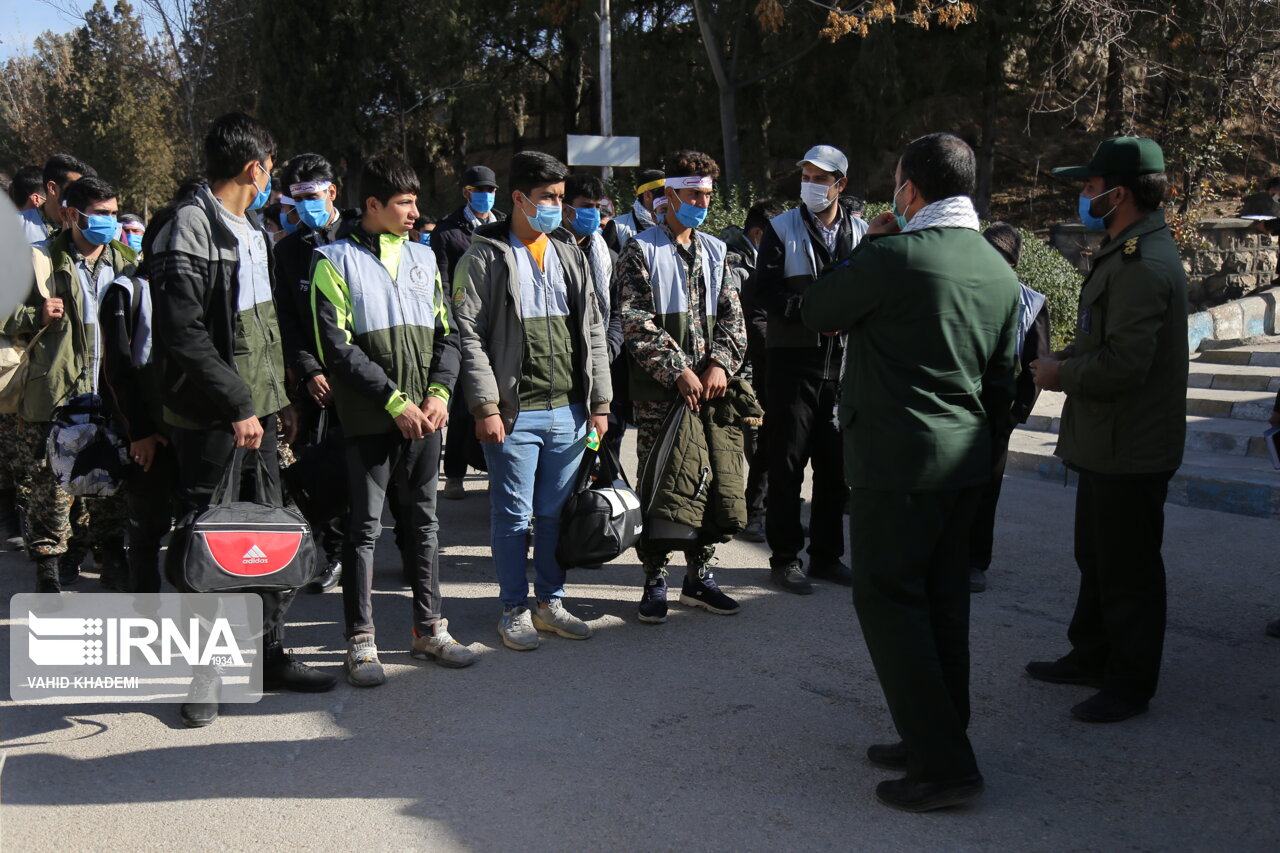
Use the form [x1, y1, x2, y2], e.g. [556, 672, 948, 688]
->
[241, 545, 269, 564]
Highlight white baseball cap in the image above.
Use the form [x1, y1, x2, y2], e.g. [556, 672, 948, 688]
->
[797, 145, 848, 176]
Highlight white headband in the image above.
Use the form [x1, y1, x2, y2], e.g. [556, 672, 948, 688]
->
[278, 195, 296, 206]
[666, 176, 713, 190]
[289, 180, 332, 196]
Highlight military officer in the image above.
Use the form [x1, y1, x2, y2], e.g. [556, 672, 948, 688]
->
[1027, 136, 1189, 724]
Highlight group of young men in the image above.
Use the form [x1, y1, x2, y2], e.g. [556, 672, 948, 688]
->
[7, 114, 1194, 813]
[5, 114, 768, 719]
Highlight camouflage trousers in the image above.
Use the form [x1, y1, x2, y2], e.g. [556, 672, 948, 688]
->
[17, 418, 128, 561]
[631, 399, 717, 576]
[0, 413, 32, 493]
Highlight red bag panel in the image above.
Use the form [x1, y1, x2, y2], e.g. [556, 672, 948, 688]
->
[199, 531, 304, 577]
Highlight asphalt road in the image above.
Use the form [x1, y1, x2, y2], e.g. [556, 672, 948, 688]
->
[2, 464, 1278, 852]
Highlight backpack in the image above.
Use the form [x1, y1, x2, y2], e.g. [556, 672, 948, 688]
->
[0, 247, 54, 414]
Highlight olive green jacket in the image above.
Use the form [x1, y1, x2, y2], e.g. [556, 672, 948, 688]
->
[801, 225, 1020, 492]
[1056, 210, 1188, 474]
[6, 232, 137, 423]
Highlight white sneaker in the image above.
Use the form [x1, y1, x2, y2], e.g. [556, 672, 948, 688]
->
[411, 618, 477, 668]
[498, 606, 539, 651]
[531, 598, 592, 640]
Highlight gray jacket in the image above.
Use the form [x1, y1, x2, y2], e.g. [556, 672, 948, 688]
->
[452, 220, 612, 430]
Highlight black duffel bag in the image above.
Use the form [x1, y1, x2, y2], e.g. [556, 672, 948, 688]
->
[166, 448, 318, 594]
[556, 442, 643, 569]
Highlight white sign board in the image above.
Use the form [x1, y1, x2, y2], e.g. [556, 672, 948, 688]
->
[567, 135, 641, 168]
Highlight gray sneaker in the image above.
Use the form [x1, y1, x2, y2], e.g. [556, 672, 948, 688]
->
[345, 634, 386, 687]
[499, 606, 540, 651]
[411, 618, 477, 668]
[531, 598, 592, 640]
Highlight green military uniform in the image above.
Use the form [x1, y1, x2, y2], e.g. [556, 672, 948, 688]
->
[613, 220, 746, 575]
[802, 208, 1019, 786]
[1056, 211, 1188, 472]
[1049, 145, 1188, 704]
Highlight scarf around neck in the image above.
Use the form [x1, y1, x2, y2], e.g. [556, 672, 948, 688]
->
[901, 195, 980, 232]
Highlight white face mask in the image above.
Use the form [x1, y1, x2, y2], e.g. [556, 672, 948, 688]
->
[800, 181, 835, 214]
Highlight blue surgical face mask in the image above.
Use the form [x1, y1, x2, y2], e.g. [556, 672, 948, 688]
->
[124, 232, 143, 252]
[570, 206, 601, 237]
[1078, 186, 1117, 230]
[418, 231, 432, 246]
[279, 209, 298, 234]
[296, 198, 330, 230]
[248, 162, 271, 212]
[891, 183, 910, 230]
[673, 194, 709, 229]
[520, 194, 562, 234]
[78, 211, 118, 246]
[469, 190, 495, 215]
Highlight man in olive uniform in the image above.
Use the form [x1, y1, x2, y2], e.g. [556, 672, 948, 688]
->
[802, 133, 1019, 812]
[1027, 137, 1188, 724]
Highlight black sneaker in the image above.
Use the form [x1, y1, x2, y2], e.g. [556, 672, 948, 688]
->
[807, 559, 852, 586]
[770, 560, 813, 595]
[309, 560, 342, 593]
[679, 571, 740, 615]
[638, 575, 668, 624]
[181, 668, 222, 728]
[1267, 618, 1280, 638]
[263, 646, 338, 693]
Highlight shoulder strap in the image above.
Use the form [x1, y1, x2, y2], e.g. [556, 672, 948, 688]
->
[31, 245, 54, 300]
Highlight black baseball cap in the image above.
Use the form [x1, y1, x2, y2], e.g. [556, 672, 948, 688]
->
[462, 166, 497, 189]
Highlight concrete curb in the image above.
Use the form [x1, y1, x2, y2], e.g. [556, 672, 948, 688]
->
[1189, 289, 1277, 351]
[1006, 433, 1280, 519]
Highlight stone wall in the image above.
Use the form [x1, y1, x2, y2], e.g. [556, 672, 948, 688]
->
[1048, 218, 1279, 310]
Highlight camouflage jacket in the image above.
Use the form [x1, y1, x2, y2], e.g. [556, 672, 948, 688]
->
[614, 220, 746, 401]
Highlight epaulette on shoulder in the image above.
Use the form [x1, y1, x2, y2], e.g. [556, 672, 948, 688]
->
[1121, 235, 1141, 262]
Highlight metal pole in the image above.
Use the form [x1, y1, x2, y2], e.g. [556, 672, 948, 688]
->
[600, 0, 613, 182]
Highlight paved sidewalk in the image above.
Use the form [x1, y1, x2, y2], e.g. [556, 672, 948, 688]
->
[2, 467, 1278, 851]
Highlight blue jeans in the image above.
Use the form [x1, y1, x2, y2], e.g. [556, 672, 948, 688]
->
[482, 404, 588, 608]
